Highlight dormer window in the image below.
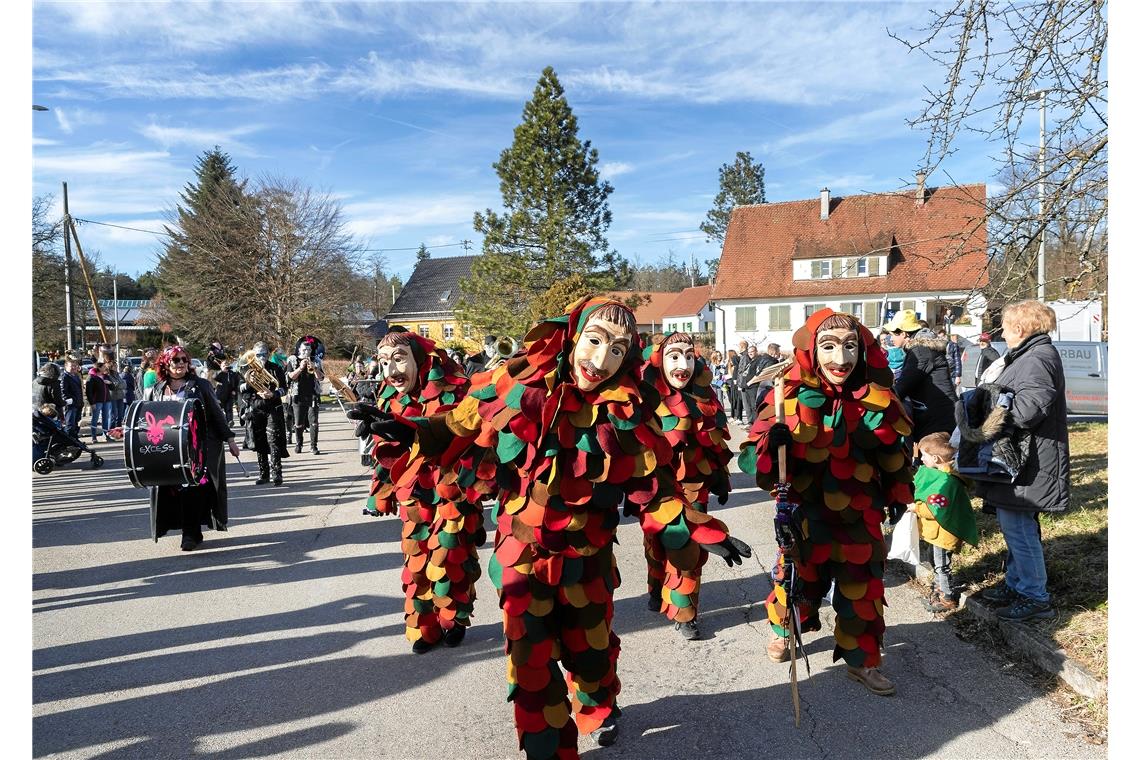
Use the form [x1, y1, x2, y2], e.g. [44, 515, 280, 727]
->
[440, 289, 452, 302]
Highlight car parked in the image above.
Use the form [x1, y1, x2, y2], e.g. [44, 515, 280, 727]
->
[960, 338, 1106, 415]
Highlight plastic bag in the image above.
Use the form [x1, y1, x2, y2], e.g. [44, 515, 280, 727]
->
[887, 510, 921, 565]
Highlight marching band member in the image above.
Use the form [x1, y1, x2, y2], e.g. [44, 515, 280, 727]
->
[286, 336, 325, 455]
[149, 345, 240, 551]
[238, 342, 289, 486]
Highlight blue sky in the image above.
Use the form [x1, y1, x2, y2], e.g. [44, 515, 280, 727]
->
[30, 1, 1005, 282]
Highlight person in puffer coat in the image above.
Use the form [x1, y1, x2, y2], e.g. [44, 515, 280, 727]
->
[884, 310, 957, 443]
[974, 300, 1070, 622]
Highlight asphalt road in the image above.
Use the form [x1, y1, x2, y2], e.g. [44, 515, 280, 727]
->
[32, 410, 1105, 759]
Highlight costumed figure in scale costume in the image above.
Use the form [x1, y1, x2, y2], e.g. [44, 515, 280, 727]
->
[738, 308, 914, 696]
[361, 331, 484, 652]
[350, 296, 750, 759]
[638, 332, 733, 641]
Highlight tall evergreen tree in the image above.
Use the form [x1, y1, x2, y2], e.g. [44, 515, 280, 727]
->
[700, 151, 766, 245]
[458, 66, 629, 336]
[416, 243, 430, 262]
[155, 147, 255, 348]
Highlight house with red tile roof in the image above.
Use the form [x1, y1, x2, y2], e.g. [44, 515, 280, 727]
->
[661, 284, 714, 335]
[605, 291, 682, 333]
[710, 179, 989, 352]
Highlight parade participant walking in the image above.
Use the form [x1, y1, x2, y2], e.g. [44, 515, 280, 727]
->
[639, 332, 733, 641]
[149, 346, 240, 551]
[60, 357, 83, 439]
[359, 331, 481, 652]
[213, 359, 240, 425]
[739, 308, 914, 696]
[350, 296, 750, 758]
[238, 342, 289, 486]
[286, 336, 325, 454]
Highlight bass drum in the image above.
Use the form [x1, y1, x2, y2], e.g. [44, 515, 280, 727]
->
[123, 399, 208, 488]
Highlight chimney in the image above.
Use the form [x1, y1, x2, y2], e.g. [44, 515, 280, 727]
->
[820, 188, 830, 221]
[915, 171, 926, 206]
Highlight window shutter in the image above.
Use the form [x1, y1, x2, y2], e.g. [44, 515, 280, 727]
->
[869, 256, 881, 276]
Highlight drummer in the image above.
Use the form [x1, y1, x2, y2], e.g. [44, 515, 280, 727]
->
[148, 345, 240, 551]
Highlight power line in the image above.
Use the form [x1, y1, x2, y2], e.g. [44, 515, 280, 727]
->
[72, 217, 471, 253]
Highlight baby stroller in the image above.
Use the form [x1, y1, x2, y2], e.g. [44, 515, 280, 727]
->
[32, 411, 104, 474]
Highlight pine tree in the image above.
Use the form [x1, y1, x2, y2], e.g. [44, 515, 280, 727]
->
[458, 66, 629, 336]
[700, 151, 766, 245]
[156, 147, 254, 349]
[416, 243, 430, 262]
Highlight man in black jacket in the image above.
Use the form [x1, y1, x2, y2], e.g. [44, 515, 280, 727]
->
[59, 357, 84, 438]
[213, 359, 240, 425]
[884, 310, 957, 455]
[974, 332, 1001, 383]
[239, 342, 289, 485]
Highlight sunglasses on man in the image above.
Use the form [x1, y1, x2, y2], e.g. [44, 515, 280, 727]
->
[170, 357, 190, 365]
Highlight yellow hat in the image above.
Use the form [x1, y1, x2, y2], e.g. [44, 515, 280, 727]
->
[883, 308, 923, 333]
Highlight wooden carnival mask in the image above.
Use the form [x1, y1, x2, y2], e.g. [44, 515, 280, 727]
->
[571, 315, 632, 392]
[662, 339, 696, 390]
[378, 343, 419, 395]
[815, 328, 860, 386]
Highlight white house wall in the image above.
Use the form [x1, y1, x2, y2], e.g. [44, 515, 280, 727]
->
[713, 292, 986, 353]
[661, 304, 716, 334]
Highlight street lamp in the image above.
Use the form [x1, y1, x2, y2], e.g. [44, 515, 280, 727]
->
[32, 104, 49, 111]
[1028, 90, 1047, 302]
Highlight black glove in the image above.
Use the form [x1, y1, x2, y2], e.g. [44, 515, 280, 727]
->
[371, 417, 415, 447]
[348, 403, 386, 440]
[353, 419, 372, 439]
[767, 422, 792, 450]
[700, 535, 753, 566]
[887, 502, 908, 525]
[716, 491, 729, 506]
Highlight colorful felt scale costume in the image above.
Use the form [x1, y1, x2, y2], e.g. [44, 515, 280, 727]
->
[364, 333, 484, 647]
[739, 309, 914, 669]
[396, 297, 737, 760]
[639, 334, 733, 624]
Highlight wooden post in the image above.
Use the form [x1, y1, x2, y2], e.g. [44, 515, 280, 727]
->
[67, 217, 109, 343]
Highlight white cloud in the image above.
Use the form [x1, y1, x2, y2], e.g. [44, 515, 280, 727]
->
[341, 194, 486, 238]
[766, 101, 917, 154]
[599, 161, 634, 180]
[33, 147, 175, 177]
[138, 122, 265, 156]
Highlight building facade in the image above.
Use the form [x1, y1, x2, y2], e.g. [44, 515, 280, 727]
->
[711, 181, 990, 353]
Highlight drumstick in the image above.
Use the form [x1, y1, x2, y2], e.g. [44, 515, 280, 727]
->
[233, 453, 249, 477]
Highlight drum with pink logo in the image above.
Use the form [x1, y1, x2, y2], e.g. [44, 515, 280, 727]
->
[123, 399, 207, 488]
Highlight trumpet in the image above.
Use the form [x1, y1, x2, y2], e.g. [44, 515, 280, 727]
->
[236, 349, 278, 394]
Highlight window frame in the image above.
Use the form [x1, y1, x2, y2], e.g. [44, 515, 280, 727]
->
[768, 305, 791, 331]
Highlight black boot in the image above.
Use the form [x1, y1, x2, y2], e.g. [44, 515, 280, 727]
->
[310, 428, 320, 455]
[295, 428, 303, 454]
[271, 455, 283, 486]
[255, 452, 270, 485]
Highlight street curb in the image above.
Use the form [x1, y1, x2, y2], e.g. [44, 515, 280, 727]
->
[889, 559, 1106, 703]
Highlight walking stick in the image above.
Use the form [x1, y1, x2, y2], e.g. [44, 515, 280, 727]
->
[758, 358, 805, 727]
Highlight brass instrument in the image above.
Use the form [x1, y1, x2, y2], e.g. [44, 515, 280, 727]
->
[486, 336, 519, 370]
[236, 349, 278, 394]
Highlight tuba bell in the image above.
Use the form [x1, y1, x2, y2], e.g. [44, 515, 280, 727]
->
[236, 349, 278, 394]
[486, 336, 519, 370]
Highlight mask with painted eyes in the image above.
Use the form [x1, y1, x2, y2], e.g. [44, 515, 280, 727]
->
[815, 328, 860, 386]
[571, 316, 632, 391]
[377, 344, 419, 395]
[297, 344, 312, 360]
[663, 341, 696, 390]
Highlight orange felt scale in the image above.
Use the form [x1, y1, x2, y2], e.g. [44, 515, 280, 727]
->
[739, 308, 915, 669]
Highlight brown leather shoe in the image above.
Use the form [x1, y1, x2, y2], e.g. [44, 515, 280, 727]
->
[846, 666, 896, 696]
[767, 634, 790, 663]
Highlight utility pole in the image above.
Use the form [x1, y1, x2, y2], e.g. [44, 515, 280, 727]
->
[113, 272, 120, 357]
[62, 182, 75, 351]
[461, 239, 472, 254]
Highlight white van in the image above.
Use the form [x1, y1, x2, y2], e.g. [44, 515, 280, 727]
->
[961, 339, 1106, 415]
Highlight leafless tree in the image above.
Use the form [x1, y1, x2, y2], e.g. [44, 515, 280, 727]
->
[890, 0, 1106, 305]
